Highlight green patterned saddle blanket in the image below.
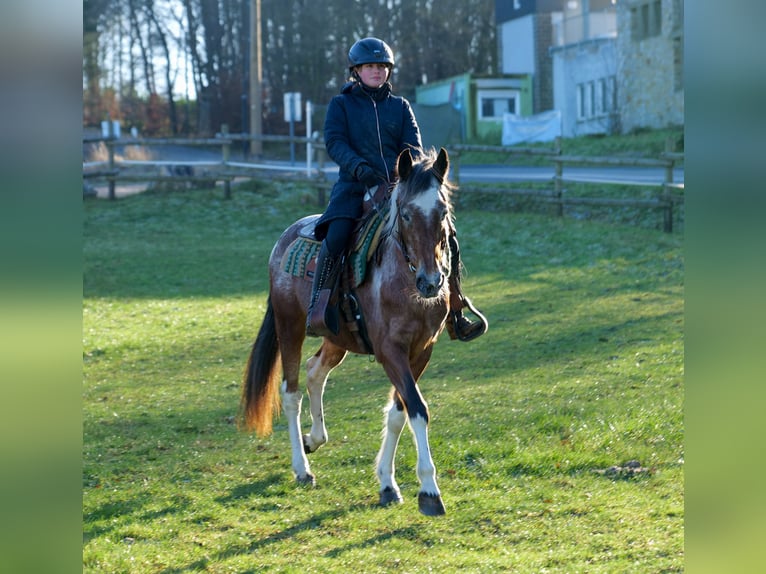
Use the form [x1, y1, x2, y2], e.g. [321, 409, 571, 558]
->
[280, 207, 389, 288]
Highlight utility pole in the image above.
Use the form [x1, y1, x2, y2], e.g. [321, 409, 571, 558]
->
[249, 0, 263, 157]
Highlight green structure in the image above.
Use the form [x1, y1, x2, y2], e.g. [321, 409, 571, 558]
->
[414, 73, 532, 145]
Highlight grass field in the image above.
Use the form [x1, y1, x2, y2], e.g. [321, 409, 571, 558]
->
[83, 181, 683, 572]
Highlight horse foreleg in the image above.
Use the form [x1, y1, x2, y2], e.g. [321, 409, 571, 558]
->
[379, 350, 446, 516]
[303, 343, 347, 453]
[280, 380, 315, 485]
[375, 392, 407, 506]
[408, 412, 446, 516]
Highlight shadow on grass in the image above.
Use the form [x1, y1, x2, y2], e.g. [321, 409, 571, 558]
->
[83, 494, 189, 544]
[215, 473, 286, 504]
[158, 502, 376, 574]
[323, 525, 424, 558]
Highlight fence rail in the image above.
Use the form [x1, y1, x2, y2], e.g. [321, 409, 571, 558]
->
[83, 124, 330, 201]
[447, 137, 683, 233]
[84, 128, 683, 232]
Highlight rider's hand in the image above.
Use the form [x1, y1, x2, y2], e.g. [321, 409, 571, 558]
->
[355, 164, 379, 189]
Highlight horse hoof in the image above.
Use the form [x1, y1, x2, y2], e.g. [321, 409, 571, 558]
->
[303, 434, 325, 454]
[296, 473, 316, 487]
[418, 492, 446, 516]
[379, 486, 403, 507]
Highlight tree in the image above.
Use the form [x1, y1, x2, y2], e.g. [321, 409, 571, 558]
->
[83, 0, 497, 136]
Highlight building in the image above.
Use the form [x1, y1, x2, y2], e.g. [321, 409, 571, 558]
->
[549, 0, 619, 137]
[615, 0, 684, 133]
[496, 0, 565, 114]
[414, 73, 533, 145]
[496, 0, 683, 138]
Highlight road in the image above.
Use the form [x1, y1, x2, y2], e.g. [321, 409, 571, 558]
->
[113, 144, 685, 185]
[314, 163, 683, 186]
[88, 144, 684, 198]
[455, 164, 684, 186]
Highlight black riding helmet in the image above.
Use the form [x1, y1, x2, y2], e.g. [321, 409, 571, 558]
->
[348, 37, 394, 72]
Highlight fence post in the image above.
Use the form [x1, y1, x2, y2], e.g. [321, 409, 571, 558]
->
[315, 144, 327, 206]
[553, 159, 563, 217]
[662, 137, 674, 233]
[221, 124, 231, 199]
[451, 148, 461, 186]
[107, 121, 116, 200]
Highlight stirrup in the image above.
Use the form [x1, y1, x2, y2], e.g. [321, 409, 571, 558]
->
[452, 298, 488, 342]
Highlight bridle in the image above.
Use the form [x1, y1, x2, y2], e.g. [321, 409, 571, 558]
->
[390, 172, 451, 279]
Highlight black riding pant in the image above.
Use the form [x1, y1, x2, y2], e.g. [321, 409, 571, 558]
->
[324, 217, 355, 257]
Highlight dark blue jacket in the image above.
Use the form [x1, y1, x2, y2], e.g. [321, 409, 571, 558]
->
[316, 80, 422, 237]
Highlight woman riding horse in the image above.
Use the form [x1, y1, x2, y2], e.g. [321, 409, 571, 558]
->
[307, 37, 487, 342]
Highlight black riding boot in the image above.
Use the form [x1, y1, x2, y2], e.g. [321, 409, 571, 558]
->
[306, 241, 342, 337]
[445, 234, 488, 342]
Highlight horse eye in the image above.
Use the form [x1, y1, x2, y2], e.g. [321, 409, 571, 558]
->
[401, 209, 411, 222]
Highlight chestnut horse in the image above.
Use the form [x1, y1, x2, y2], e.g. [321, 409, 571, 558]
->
[240, 147, 456, 516]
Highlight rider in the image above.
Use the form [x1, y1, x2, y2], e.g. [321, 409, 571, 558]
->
[307, 37, 487, 342]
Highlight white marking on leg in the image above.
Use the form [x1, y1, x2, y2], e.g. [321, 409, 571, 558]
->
[280, 380, 312, 481]
[408, 413, 440, 497]
[375, 400, 407, 494]
[303, 354, 330, 452]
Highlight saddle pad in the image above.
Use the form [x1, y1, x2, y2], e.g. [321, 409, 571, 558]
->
[281, 236, 321, 279]
[281, 207, 389, 287]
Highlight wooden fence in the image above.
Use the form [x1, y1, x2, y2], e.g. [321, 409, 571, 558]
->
[448, 138, 684, 233]
[83, 124, 332, 202]
[84, 127, 683, 232]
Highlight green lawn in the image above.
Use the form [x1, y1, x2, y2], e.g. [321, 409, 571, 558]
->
[83, 182, 683, 572]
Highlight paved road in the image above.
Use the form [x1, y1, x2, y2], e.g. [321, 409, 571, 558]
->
[114, 144, 685, 185]
[456, 164, 684, 186]
[314, 163, 683, 186]
[88, 144, 684, 198]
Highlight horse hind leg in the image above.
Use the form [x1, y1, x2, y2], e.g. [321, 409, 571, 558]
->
[280, 380, 315, 486]
[303, 342, 347, 454]
[376, 391, 407, 507]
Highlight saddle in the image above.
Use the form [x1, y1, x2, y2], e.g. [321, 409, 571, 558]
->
[280, 183, 393, 353]
[282, 182, 392, 287]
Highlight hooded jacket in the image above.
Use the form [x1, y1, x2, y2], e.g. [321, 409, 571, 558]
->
[316, 80, 422, 236]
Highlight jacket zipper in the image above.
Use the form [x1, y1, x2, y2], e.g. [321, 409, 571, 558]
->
[370, 97, 390, 182]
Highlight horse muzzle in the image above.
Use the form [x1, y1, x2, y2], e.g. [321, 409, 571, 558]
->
[416, 270, 445, 299]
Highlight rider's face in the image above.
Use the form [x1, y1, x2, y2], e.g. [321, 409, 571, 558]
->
[357, 63, 390, 89]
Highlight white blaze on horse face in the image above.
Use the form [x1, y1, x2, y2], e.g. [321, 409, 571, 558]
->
[409, 183, 443, 223]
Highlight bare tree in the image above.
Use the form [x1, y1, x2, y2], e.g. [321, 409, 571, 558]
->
[85, 0, 497, 136]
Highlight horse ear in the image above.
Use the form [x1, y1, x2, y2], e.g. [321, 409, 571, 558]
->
[397, 148, 413, 180]
[434, 147, 449, 181]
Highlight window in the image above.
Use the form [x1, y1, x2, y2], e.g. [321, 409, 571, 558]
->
[605, 76, 616, 112]
[577, 83, 593, 120]
[577, 76, 616, 120]
[596, 79, 605, 116]
[631, 0, 662, 41]
[477, 89, 519, 120]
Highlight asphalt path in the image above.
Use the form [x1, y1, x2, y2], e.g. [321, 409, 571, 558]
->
[314, 163, 684, 186]
[89, 144, 684, 198]
[456, 164, 684, 186]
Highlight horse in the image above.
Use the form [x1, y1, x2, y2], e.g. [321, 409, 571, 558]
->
[239, 147, 457, 516]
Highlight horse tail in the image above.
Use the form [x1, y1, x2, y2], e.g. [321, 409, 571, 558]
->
[239, 296, 282, 437]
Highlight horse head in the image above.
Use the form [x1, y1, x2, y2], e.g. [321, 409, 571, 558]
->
[392, 147, 454, 300]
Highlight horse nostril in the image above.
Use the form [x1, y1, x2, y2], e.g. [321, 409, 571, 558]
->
[416, 275, 438, 298]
